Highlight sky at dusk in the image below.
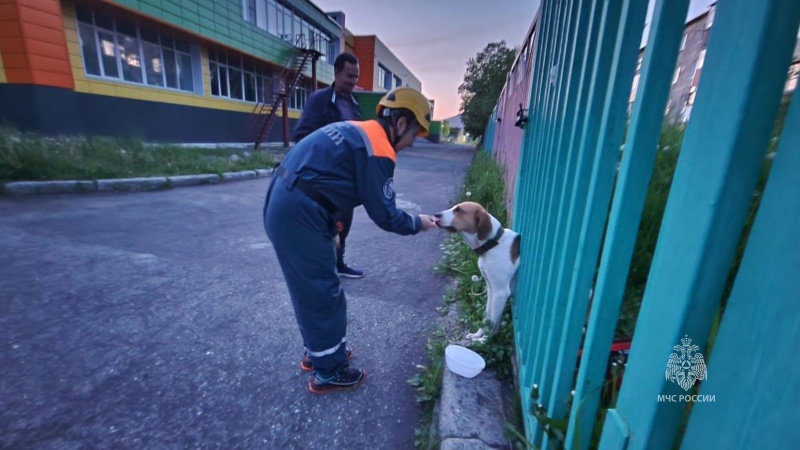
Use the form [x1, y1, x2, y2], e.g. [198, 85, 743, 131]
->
[311, 0, 717, 120]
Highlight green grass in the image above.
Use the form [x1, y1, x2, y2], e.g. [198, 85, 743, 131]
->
[407, 328, 447, 450]
[434, 150, 515, 379]
[0, 126, 278, 183]
[411, 149, 524, 449]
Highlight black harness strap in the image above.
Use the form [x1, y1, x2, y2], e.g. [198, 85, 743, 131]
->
[274, 166, 338, 215]
[473, 227, 505, 256]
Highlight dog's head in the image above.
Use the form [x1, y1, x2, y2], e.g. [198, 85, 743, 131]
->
[434, 201, 493, 240]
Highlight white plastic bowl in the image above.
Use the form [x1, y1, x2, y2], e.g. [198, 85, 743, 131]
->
[445, 345, 486, 379]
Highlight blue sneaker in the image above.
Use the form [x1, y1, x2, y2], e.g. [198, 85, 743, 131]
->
[337, 263, 365, 278]
[308, 365, 366, 394]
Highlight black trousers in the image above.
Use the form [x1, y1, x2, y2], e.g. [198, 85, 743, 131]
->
[334, 208, 354, 266]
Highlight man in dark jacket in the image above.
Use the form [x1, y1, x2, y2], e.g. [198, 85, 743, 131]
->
[265, 87, 436, 393]
[293, 53, 365, 278]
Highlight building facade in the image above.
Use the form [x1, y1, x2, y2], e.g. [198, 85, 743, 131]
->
[0, 0, 341, 143]
[352, 35, 421, 92]
[629, 3, 799, 123]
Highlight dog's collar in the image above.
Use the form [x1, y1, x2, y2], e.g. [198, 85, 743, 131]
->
[473, 227, 504, 256]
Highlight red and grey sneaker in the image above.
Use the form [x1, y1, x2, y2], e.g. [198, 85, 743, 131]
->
[308, 365, 366, 394]
[300, 348, 353, 372]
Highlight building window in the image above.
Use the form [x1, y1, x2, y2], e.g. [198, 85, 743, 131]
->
[289, 80, 310, 110]
[377, 64, 393, 90]
[687, 85, 698, 106]
[243, 0, 256, 24]
[672, 66, 681, 84]
[377, 65, 388, 91]
[394, 75, 401, 88]
[267, 0, 278, 34]
[695, 49, 706, 71]
[209, 50, 274, 103]
[630, 74, 640, 103]
[76, 5, 198, 93]
[786, 62, 799, 92]
[693, 49, 706, 83]
[705, 6, 715, 29]
[244, 1, 335, 64]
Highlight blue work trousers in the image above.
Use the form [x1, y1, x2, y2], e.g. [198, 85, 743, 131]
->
[263, 177, 348, 377]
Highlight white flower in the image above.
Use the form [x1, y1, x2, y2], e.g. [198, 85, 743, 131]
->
[471, 275, 480, 282]
[466, 191, 472, 197]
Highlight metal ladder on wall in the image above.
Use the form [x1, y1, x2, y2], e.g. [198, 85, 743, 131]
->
[250, 43, 314, 149]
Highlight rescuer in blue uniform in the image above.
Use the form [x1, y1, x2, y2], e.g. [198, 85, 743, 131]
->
[264, 87, 437, 393]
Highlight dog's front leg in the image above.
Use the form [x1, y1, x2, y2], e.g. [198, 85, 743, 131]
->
[466, 265, 493, 342]
[488, 286, 511, 331]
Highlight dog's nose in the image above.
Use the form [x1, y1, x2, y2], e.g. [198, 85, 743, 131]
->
[434, 213, 442, 219]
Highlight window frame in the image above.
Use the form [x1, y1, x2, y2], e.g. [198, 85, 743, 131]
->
[76, 6, 200, 95]
[209, 50, 275, 104]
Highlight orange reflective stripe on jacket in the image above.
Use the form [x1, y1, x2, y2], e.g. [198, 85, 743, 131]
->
[349, 120, 396, 163]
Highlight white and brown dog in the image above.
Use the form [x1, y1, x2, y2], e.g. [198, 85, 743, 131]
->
[434, 202, 521, 342]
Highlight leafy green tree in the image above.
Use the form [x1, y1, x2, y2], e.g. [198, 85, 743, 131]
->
[458, 41, 516, 139]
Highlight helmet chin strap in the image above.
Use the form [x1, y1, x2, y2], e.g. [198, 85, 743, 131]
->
[383, 108, 415, 148]
[390, 113, 406, 148]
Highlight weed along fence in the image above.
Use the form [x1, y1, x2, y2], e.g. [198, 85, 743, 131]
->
[487, 0, 800, 448]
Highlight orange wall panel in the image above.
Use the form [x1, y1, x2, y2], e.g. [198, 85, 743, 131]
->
[0, 4, 19, 21]
[31, 69, 72, 86]
[27, 54, 68, 73]
[353, 36, 376, 91]
[3, 67, 32, 82]
[17, 4, 64, 30]
[20, 21, 68, 45]
[0, 0, 74, 88]
[1, 52, 29, 69]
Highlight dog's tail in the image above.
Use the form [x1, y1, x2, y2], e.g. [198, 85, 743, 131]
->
[511, 234, 521, 263]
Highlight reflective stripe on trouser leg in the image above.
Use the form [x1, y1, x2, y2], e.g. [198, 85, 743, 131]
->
[264, 178, 348, 377]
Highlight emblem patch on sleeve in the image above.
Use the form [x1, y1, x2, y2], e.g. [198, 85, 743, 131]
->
[383, 178, 395, 200]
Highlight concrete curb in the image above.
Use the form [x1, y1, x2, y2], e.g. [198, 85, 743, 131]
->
[97, 177, 169, 192]
[439, 359, 509, 449]
[2, 169, 272, 197]
[167, 174, 221, 187]
[221, 170, 258, 181]
[435, 288, 511, 449]
[3, 180, 97, 196]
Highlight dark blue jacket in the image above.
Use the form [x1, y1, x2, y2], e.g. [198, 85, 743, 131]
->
[279, 120, 421, 235]
[292, 85, 363, 143]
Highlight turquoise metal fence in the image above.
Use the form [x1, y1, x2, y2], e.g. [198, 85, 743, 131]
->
[484, 106, 498, 153]
[509, 0, 800, 448]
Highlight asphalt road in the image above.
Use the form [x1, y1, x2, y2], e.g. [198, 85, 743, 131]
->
[0, 142, 475, 450]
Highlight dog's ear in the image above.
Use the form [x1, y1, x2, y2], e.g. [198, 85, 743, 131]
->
[476, 208, 492, 241]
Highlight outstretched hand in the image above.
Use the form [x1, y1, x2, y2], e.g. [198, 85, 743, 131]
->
[418, 214, 438, 231]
